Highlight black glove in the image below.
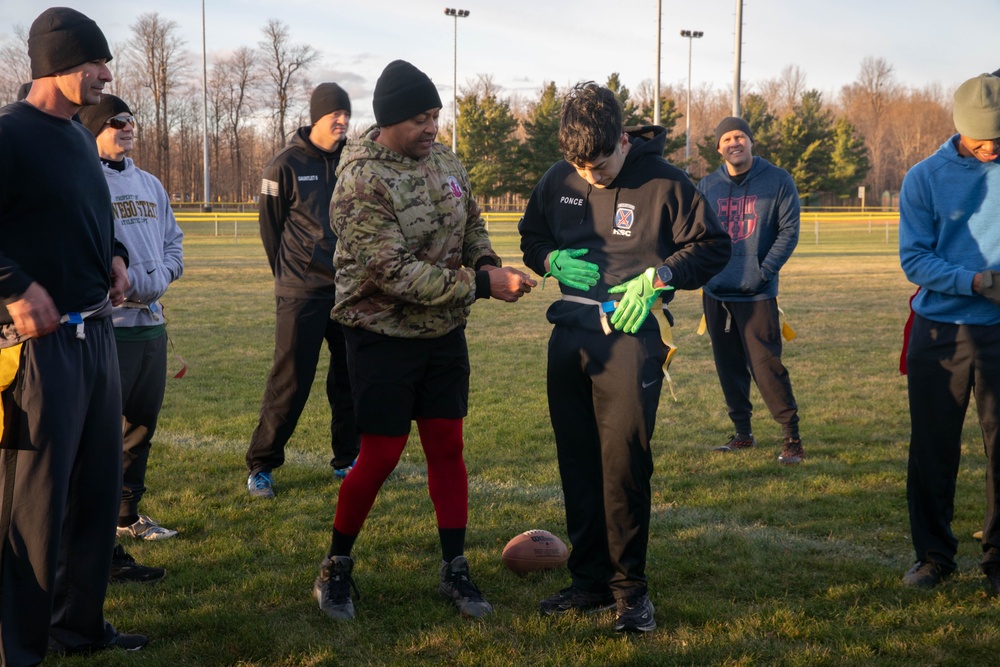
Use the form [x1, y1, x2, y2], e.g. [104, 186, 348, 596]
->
[976, 270, 1000, 306]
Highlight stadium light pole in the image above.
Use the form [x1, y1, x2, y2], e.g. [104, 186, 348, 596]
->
[680, 30, 703, 164]
[733, 0, 743, 116]
[201, 0, 211, 212]
[444, 8, 469, 154]
[653, 0, 661, 128]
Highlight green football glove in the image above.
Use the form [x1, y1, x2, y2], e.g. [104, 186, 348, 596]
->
[608, 267, 668, 334]
[546, 248, 600, 291]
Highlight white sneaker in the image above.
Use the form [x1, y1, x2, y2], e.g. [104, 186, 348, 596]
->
[116, 515, 178, 541]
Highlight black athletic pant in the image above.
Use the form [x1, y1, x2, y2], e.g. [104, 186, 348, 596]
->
[906, 315, 1000, 572]
[246, 296, 359, 475]
[547, 325, 665, 599]
[703, 294, 799, 438]
[116, 334, 167, 522]
[0, 320, 122, 666]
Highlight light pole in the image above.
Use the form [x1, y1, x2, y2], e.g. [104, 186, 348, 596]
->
[654, 0, 661, 128]
[680, 29, 703, 165]
[444, 8, 469, 154]
[201, 0, 211, 211]
[733, 0, 743, 116]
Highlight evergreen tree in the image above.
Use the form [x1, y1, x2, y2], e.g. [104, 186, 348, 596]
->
[826, 115, 871, 195]
[517, 81, 563, 197]
[456, 83, 520, 201]
[769, 90, 833, 198]
[605, 73, 642, 126]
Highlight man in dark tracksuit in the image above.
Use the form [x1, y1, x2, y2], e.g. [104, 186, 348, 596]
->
[519, 83, 730, 633]
[246, 83, 360, 498]
[0, 8, 146, 665]
[696, 117, 803, 464]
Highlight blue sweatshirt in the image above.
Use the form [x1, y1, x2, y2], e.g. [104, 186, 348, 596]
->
[900, 134, 1000, 326]
[696, 156, 800, 302]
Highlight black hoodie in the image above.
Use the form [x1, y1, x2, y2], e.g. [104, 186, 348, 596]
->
[258, 126, 345, 298]
[519, 125, 731, 333]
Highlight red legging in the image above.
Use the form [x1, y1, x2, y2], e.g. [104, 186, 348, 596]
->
[332, 417, 468, 536]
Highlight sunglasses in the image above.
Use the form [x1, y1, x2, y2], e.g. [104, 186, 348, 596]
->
[106, 115, 136, 130]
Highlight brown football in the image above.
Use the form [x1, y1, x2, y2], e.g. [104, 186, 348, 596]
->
[501, 529, 569, 576]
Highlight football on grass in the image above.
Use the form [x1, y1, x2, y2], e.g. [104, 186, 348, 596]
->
[501, 529, 569, 575]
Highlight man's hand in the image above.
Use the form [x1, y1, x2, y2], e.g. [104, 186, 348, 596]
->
[109, 255, 130, 306]
[485, 265, 537, 302]
[546, 248, 600, 291]
[607, 267, 667, 334]
[6, 281, 60, 339]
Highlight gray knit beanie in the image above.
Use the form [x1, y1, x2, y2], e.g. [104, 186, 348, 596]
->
[953, 74, 1000, 140]
[714, 117, 754, 148]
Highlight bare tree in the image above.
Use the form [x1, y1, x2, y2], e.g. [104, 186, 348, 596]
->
[840, 56, 900, 198]
[758, 65, 807, 117]
[216, 47, 260, 201]
[0, 25, 30, 105]
[128, 12, 188, 192]
[259, 19, 318, 149]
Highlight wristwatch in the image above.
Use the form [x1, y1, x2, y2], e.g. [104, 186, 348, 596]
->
[654, 264, 673, 289]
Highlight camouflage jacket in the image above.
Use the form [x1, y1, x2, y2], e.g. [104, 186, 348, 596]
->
[330, 129, 501, 338]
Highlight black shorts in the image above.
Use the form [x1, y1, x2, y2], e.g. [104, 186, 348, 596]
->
[343, 326, 470, 436]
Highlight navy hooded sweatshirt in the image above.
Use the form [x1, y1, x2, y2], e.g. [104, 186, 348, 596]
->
[519, 125, 731, 333]
[695, 155, 800, 302]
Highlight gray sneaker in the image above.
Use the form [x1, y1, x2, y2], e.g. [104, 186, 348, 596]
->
[439, 555, 493, 618]
[614, 593, 656, 633]
[714, 434, 756, 452]
[314, 555, 358, 620]
[117, 515, 178, 541]
[247, 471, 275, 499]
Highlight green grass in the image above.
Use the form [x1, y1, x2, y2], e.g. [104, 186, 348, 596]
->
[51, 222, 1000, 666]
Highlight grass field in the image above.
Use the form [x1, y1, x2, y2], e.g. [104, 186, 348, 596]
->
[49, 221, 1000, 666]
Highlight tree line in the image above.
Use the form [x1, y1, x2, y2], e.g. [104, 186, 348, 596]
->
[0, 13, 956, 209]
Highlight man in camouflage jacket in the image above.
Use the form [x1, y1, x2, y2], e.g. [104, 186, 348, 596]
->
[311, 60, 535, 622]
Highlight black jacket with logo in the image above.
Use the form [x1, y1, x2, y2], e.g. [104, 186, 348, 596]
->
[258, 127, 345, 298]
[519, 125, 731, 333]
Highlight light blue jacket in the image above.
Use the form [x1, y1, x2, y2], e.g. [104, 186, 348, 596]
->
[899, 135, 1000, 326]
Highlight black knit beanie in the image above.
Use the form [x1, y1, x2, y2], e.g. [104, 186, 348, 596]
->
[310, 83, 351, 124]
[28, 7, 113, 79]
[714, 116, 754, 148]
[77, 94, 132, 138]
[372, 60, 442, 127]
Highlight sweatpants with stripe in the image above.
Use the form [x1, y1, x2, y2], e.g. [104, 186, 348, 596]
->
[703, 294, 799, 438]
[246, 295, 359, 476]
[0, 320, 123, 667]
[906, 315, 1000, 572]
[547, 325, 666, 599]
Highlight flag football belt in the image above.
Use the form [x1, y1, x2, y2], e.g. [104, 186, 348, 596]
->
[59, 297, 113, 340]
[560, 294, 679, 400]
[696, 295, 797, 342]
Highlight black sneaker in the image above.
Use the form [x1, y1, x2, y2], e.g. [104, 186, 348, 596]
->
[539, 585, 615, 616]
[984, 562, 1000, 595]
[109, 544, 165, 584]
[314, 555, 359, 620]
[778, 438, 804, 464]
[439, 555, 493, 618]
[615, 593, 656, 633]
[714, 434, 756, 452]
[109, 632, 149, 651]
[902, 561, 951, 589]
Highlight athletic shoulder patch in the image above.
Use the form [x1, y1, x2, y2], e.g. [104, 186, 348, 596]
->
[261, 178, 280, 197]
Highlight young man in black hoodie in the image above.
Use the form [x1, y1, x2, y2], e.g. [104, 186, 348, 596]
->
[519, 83, 731, 632]
[246, 83, 360, 498]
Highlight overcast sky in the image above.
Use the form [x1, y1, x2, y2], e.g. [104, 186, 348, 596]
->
[4, 0, 999, 127]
